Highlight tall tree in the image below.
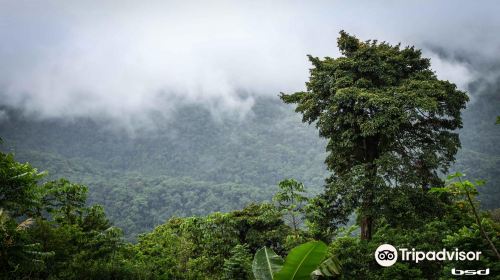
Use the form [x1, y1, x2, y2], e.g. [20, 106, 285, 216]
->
[281, 31, 468, 240]
[273, 179, 308, 235]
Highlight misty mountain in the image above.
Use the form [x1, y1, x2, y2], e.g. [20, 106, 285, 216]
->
[0, 97, 328, 238]
[1, 93, 499, 239]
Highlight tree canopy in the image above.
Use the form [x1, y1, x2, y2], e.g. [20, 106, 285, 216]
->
[1, 31, 498, 279]
[281, 31, 469, 239]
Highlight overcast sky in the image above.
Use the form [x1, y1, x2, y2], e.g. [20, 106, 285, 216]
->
[0, 0, 499, 127]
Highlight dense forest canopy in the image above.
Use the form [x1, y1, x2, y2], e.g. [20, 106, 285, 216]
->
[1, 89, 499, 239]
[0, 82, 500, 238]
[0, 98, 330, 238]
[2, 0, 500, 278]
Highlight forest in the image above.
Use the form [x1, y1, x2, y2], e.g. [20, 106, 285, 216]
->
[1, 31, 500, 279]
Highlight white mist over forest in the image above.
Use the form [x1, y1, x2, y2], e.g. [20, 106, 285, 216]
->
[1, 0, 499, 129]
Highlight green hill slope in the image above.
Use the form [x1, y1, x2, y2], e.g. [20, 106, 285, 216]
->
[1, 94, 499, 239]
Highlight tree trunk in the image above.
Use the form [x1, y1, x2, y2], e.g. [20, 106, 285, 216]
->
[360, 186, 374, 241]
[360, 214, 373, 240]
[361, 137, 377, 241]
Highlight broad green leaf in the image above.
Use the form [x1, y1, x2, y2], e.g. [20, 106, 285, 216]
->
[274, 241, 328, 280]
[252, 247, 284, 280]
[311, 256, 342, 277]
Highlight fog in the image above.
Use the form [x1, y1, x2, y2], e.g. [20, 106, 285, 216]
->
[0, 0, 499, 128]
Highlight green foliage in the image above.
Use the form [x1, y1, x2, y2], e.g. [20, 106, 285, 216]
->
[273, 179, 309, 234]
[453, 96, 500, 209]
[430, 172, 483, 196]
[274, 241, 328, 280]
[374, 185, 451, 232]
[0, 31, 498, 280]
[133, 203, 292, 279]
[0, 99, 328, 238]
[430, 173, 500, 260]
[222, 244, 253, 280]
[1, 89, 498, 239]
[94, 174, 275, 240]
[253, 247, 284, 280]
[40, 179, 88, 224]
[441, 220, 500, 277]
[328, 193, 500, 279]
[252, 241, 340, 280]
[312, 256, 342, 278]
[490, 208, 500, 223]
[0, 209, 53, 276]
[0, 152, 147, 279]
[0, 153, 45, 217]
[280, 31, 468, 239]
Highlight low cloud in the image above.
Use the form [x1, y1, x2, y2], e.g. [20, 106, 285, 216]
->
[0, 0, 498, 128]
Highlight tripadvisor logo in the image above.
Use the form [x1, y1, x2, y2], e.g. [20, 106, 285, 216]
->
[375, 244, 482, 265]
[374, 244, 489, 275]
[375, 244, 398, 267]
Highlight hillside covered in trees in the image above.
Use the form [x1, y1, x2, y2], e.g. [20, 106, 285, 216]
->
[0, 0, 500, 272]
[1, 29, 500, 279]
[0, 98, 329, 238]
[1, 88, 499, 239]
